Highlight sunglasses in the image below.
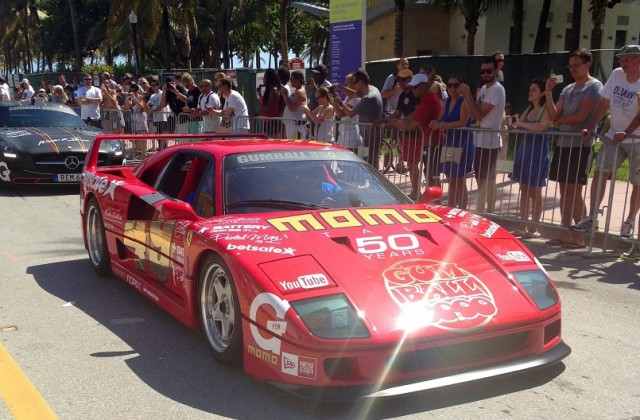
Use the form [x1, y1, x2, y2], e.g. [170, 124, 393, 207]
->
[480, 69, 494, 74]
[84, 78, 92, 81]
[397, 77, 411, 82]
[447, 82, 460, 87]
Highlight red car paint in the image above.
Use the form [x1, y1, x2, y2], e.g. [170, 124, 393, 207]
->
[80, 134, 569, 397]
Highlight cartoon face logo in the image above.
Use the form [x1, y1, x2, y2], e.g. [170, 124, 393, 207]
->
[382, 259, 497, 331]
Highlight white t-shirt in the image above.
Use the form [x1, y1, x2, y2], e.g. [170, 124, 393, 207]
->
[281, 84, 305, 121]
[223, 90, 249, 130]
[148, 90, 170, 122]
[382, 73, 401, 115]
[198, 91, 221, 111]
[603, 67, 640, 143]
[0, 83, 11, 101]
[21, 86, 34, 101]
[76, 85, 102, 120]
[474, 81, 506, 149]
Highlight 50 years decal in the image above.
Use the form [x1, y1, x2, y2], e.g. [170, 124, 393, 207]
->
[267, 208, 440, 232]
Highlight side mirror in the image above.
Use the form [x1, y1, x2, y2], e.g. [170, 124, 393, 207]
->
[417, 186, 443, 204]
[160, 199, 198, 221]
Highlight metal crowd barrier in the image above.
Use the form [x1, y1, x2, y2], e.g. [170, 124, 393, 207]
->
[98, 110, 640, 252]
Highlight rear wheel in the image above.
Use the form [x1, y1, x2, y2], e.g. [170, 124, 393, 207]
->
[199, 254, 242, 365]
[85, 198, 111, 276]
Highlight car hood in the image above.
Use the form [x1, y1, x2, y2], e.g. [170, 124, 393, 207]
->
[201, 205, 550, 341]
[0, 127, 96, 154]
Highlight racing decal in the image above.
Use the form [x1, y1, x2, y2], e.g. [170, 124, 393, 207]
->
[226, 243, 295, 256]
[201, 224, 270, 234]
[0, 162, 10, 182]
[356, 234, 420, 255]
[249, 292, 290, 355]
[268, 208, 441, 232]
[233, 150, 350, 165]
[281, 352, 317, 380]
[36, 137, 87, 147]
[383, 259, 498, 331]
[140, 192, 167, 205]
[208, 232, 283, 243]
[279, 273, 330, 292]
[4, 130, 31, 138]
[481, 222, 500, 238]
[83, 173, 123, 200]
[185, 230, 194, 247]
[446, 208, 468, 219]
[103, 207, 124, 224]
[495, 250, 531, 262]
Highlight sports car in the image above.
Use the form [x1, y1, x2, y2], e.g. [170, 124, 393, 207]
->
[80, 133, 570, 398]
[0, 102, 123, 185]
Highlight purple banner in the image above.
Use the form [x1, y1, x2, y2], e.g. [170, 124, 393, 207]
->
[330, 20, 363, 85]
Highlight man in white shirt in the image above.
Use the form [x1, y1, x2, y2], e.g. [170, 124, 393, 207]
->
[574, 45, 640, 252]
[76, 74, 102, 128]
[459, 57, 506, 212]
[212, 78, 249, 132]
[196, 79, 221, 132]
[147, 76, 171, 133]
[18, 79, 34, 102]
[0, 76, 11, 102]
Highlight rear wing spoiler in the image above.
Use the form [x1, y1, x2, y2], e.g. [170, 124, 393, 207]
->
[85, 133, 268, 171]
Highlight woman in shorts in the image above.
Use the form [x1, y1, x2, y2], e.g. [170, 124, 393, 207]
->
[511, 80, 552, 237]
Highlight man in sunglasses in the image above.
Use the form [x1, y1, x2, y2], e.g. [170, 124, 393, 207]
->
[76, 73, 102, 128]
[459, 57, 506, 213]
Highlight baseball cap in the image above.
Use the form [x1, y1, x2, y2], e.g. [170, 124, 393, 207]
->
[408, 73, 429, 87]
[617, 45, 640, 57]
[397, 68, 414, 79]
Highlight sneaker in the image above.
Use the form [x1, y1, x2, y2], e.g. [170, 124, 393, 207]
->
[621, 245, 640, 260]
[571, 217, 597, 233]
[620, 220, 634, 238]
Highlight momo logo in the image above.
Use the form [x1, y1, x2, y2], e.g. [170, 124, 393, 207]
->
[383, 259, 497, 331]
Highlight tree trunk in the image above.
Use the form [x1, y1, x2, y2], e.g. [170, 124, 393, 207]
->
[161, 3, 172, 68]
[533, 0, 552, 53]
[465, 19, 477, 55]
[280, 0, 289, 66]
[568, 0, 582, 51]
[394, 0, 405, 58]
[590, 0, 607, 50]
[66, 0, 82, 71]
[510, 0, 524, 54]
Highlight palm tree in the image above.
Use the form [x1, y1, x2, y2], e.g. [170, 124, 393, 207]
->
[431, 0, 506, 55]
[280, 0, 289, 65]
[394, 0, 405, 58]
[533, 0, 551, 52]
[66, 0, 82, 70]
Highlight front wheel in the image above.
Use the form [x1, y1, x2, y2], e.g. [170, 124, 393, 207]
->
[85, 198, 112, 276]
[199, 254, 243, 365]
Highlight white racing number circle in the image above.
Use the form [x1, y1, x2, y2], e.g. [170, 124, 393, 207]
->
[249, 292, 290, 354]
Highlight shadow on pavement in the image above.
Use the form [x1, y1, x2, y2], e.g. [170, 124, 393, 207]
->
[27, 258, 565, 419]
[0, 184, 79, 197]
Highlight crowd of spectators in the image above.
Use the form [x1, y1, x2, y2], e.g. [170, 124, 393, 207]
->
[2, 45, 640, 255]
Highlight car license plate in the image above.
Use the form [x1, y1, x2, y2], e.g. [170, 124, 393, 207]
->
[55, 174, 82, 182]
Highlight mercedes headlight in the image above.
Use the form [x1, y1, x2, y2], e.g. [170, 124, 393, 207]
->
[1, 144, 17, 159]
[513, 270, 558, 310]
[292, 294, 369, 339]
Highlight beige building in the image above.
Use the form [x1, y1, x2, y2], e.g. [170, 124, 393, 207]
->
[366, 0, 640, 61]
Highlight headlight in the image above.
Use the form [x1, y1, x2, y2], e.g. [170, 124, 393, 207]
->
[513, 270, 558, 310]
[1, 144, 17, 159]
[292, 294, 369, 339]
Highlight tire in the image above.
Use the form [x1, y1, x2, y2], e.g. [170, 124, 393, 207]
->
[198, 254, 243, 365]
[85, 197, 112, 276]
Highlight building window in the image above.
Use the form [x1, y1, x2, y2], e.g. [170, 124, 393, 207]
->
[617, 16, 630, 26]
[615, 30, 627, 49]
[565, 28, 575, 50]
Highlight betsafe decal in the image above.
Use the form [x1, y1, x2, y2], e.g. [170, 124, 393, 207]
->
[383, 259, 497, 331]
[268, 208, 441, 232]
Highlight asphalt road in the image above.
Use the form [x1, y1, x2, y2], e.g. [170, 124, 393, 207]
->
[0, 185, 638, 420]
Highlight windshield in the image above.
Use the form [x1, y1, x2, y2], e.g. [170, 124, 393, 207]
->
[224, 150, 411, 213]
[0, 105, 84, 128]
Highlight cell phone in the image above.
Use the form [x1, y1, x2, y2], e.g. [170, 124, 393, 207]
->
[552, 74, 564, 84]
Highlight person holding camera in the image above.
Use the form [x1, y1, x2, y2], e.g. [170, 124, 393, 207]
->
[544, 48, 602, 248]
[161, 75, 189, 133]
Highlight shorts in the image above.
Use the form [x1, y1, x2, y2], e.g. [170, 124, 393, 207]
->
[549, 146, 591, 186]
[400, 131, 424, 163]
[596, 139, 640, 185]
[473, 147, 499, 180]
